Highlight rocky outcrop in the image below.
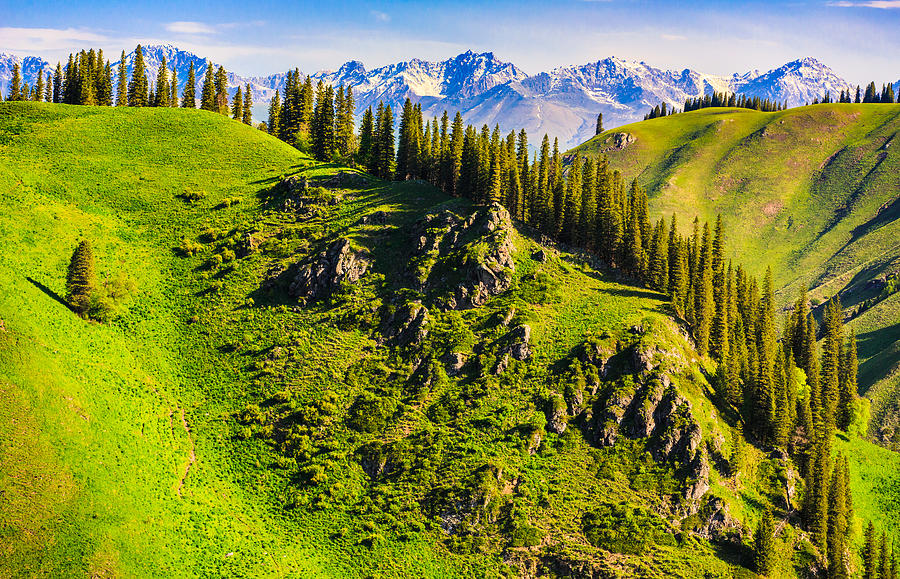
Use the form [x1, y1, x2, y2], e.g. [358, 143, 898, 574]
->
[380, 301, 430, 348]
[565, 333, 710, 511]
[289, 238, 370, 300]
[408, 204, 515, 310]
[685, 496, 746, 543]
[442, 352, 467, 376]
[237, 232, 259, 257]
[494, 324, 533, 374]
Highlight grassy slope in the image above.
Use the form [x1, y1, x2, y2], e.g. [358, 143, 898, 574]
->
[0, 102, 755, 578]
[573, 104, 900, 429]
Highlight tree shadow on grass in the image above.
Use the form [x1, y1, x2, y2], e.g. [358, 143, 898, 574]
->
[26, 276, 72, 311]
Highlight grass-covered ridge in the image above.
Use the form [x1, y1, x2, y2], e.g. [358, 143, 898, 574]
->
[574, 104, 900, 441]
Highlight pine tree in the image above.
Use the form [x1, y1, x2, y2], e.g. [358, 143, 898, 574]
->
[54, 62, 63, 103]
[357, 106, 374, 169]
[710, 216, 729, 362]
[182, 61, 197, 108]
[9, 63, 22, 101]
[200, 63, 216, 111]
[821, 297, 843, 440]
[154, 56, 168, 106]
[169, 65, 177, 106]
[127, 45, 149, 106]
[807, 443, 831, 553]
[242, 84, 252, 124]
[116, 51, 127, 106]
[827, 455, 850, 578]
[214, 66, 229, 114]
[881, 532, 892, 579]
[232, 86, 243, 119]
[35, 73, 45, 103]
[66, 240, 96, 314]
[595, 112, 603, 135]
[267, 89, 281, 135]
[667, 214, 687, 315]
[693, 223, 715, 356]
[44, 73, 53, 102]
[838, 327, 857, 431]
[863, 521, 878, 579]
[754, 508, 776, 577]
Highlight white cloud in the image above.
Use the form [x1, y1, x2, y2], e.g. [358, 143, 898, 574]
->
[661, 33, 687, 41]
[164, 21, 217, 35]
[828, 0, 900, 7]
[371, 10, 391, 23]
[0, 27, 108, 52]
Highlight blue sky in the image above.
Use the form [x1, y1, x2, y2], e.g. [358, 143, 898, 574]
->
[1, 1, 898, 84]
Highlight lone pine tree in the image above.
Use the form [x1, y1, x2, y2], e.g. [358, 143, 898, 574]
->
[66, 240, 96, 314]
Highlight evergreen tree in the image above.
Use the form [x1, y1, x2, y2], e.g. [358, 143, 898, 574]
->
[232, 86, 243, 119]
[357, 106, 374, 169]
[182, 61, 196, 108]
[882, 532, 892, 579]
[154, 55, 168, 106]
[200, 63, 216, 111]
[267, 89, 281, 136]
[54, 62, 63, 103]
[44, 73, 53, 102]
[116, 51, 127, 106]
[595, 112, 603, 135]
[754, 508, 776, 577]
[127, 45, 149, 106]
[214, 66, 228, 113]
[242, 84, 252, 124]
[8, 63, 22, 101]
[821, 297, 843, 440]
[170, 65, 177, 106]
[668, 214, 687, 316]
[66, 240, 96, 314]
[35, 73, 44, 103]
[827, 455, 850, 578]
[863, 521, 879, 579]
[838, 328, 858, 431]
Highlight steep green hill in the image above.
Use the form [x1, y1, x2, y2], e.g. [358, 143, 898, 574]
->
[1, 102, 897, 578]
[573, 104, 900, 442]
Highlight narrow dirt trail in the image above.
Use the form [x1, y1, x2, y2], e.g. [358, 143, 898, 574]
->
[176, 408, 196, 497]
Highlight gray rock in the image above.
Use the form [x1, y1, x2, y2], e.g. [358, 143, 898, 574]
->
[380, 301, 430, 348]
[289, 238, 370, 300]
[532, 249, 547, 262]
[443, 352, 466, 376]
[410, 204, 515, 310]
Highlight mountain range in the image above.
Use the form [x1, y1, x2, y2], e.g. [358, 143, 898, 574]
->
[0, 45, 885, 147]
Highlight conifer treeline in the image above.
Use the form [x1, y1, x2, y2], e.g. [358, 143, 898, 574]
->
[644, 91, 787, 120]
[265, 71, 356, 161]
[838, 81, 897, 104]
[1, 45, 255, 125]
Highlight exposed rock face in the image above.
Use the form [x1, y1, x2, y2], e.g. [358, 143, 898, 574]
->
[408, 204, 515, 310]
[685, 496, 745, 543]
[289, 238, 370, 300]
[563, 332, 710, 511]
[237, 232, 259, 257]
[495, 324, 533, 374]
[380, 301, 430, 348]
[442, 352, 467, 376]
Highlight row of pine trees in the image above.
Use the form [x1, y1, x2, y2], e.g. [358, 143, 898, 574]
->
[1, 45, 254, 125]
[645, 92, 787, 120]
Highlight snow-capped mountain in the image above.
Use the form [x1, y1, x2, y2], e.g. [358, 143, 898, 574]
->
[114, 44, 279, 104]
[0, 53, 52, 97]
[1, 47, 859, 147]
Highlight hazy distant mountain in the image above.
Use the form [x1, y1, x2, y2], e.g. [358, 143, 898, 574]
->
[0, 47, 856, 147]
[0, 53, 51, 97]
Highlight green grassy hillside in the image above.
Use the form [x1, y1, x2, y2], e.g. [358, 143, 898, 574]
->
[574, 104, 900, 440]
[2, 102, 898, 578]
